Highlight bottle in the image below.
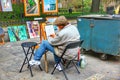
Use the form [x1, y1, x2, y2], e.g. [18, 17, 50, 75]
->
[80, 56, 87, 69]
[77, 59, 82, 67]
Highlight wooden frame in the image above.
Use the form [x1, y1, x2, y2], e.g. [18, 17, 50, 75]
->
[40, 23, 48, 72]
[0, 1, 1, 11]
[42, 0, 58, 13]
[23, 0, 40, 16]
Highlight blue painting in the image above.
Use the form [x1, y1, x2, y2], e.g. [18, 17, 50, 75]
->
[42, 0, 58, 13]
[7, 26, 17, 42]
[0, 27, 4, 35]
[7, 25, 28, 42]
[18, 25, 28, 40]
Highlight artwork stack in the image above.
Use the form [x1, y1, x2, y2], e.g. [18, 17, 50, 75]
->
[7, 21, 41, 42]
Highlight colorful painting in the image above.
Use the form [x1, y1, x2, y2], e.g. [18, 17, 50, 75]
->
[0, 0, 13, 12]
[7, 25, 28, 42]
[7, 26, 17, 42]
[24, 0, 40, 16]
[26, 21, 40, 38]
[42, 0, 58, 13]
[18, 25, 28, 40]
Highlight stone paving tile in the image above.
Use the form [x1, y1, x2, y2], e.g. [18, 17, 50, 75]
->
[85, 73, 105, 80]
[0, 38, 120, 80]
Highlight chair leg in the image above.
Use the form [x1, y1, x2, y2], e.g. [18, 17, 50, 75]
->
[51, 63, 69, 80]
[61, 59, 66, 65]
[28, 65, 33, 77]
[61, 70, 68, 80]
[38, 65, 43, 71]
[72, 61, 80, 74]
[65, 60, 72, 68]
[51, 63, 59, 74]
[60, 64, 68, 80]
[19, 57, 27, 72]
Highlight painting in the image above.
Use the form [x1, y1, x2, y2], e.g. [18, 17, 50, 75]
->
[45, 25, 55, 39]
[24, 0, 40, 16]
[42, 0, 58, 13]
[17, 25, 28, 40]
[8, 26, 17, 42]
[7, 25, 28, 42]
[26, 21, 40, 38]
[46, 17, 57, 24]
[0, 0, 13, 12]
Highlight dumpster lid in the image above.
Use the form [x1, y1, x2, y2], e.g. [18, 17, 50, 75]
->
[78, 14, 120, 20]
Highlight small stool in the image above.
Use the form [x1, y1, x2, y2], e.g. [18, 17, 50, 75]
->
[19, 42, 42, 77]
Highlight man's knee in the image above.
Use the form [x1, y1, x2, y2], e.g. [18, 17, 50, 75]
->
[42, 40, 49, 45]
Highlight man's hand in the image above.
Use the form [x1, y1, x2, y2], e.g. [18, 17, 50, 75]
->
[50, 33, 56, 38]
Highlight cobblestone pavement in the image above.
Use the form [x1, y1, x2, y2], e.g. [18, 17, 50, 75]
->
[0, 37, 120, 80]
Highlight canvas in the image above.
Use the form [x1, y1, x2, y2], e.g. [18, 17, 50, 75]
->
[0, 0, 13, 12]
[26, 21, 40, 38]
[7, 26, 17, 42]
[24, 0, 40, 16]
[42, 0, 58, 13]
[44, 25, 58, 39]
[8, 25, 28, 42]
[18, 25, 28, 40]
[45, 25, 55, 39]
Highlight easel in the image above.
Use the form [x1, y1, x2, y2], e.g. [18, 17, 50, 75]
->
[0, 34, 5, 45]
[40, 23, 48, 73]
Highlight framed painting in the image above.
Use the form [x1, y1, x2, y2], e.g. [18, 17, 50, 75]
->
[42, 0, 58, 13]
[23, 0, 40, 16]
[0, 0, 13, 12]
[26, 21, 40, 38]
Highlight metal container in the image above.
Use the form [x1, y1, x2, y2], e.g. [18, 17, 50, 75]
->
[77, 15, 120, 57]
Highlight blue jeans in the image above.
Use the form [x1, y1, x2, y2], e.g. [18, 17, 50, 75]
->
[34, 40, 61, 63]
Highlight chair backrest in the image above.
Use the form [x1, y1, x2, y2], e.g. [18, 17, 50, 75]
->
[0, 27, 4, 35]
[61, 40, 84, 57]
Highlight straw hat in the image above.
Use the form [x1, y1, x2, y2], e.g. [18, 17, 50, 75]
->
[54, 16, 68, 26]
